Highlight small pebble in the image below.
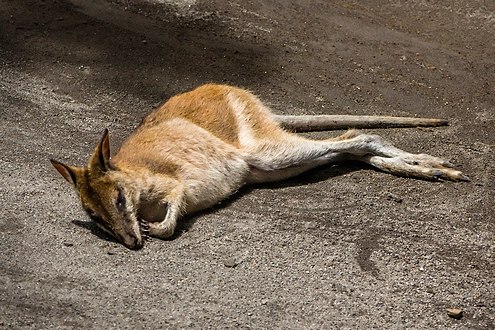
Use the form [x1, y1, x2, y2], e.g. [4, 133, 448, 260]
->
[223, 258, 238, 268]
[107, 250, 118, 255]
[446, 308, 463, 319]
[386, 193, 403, 203]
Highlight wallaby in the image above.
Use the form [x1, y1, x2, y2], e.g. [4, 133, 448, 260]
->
[51, 84, 468, 249]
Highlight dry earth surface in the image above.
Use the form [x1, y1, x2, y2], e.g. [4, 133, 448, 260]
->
[1, 0, 494, 329]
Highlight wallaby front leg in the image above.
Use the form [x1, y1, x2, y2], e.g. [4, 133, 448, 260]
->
[147, 203, 181, 239]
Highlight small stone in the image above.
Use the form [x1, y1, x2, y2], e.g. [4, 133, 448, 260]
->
[223, 258, 238, 268]
[63, 242, 73, 247]
[107, 250, 118, 255]
[446, 308, 463, 319]
[386, 193, 403, 203]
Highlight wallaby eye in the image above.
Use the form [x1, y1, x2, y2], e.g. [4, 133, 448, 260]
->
[116, 188, 126, 211]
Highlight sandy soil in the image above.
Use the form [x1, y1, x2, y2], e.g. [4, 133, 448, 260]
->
[1, 0, 494, 328]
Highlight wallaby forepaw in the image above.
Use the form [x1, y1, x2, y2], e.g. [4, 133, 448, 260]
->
[148, 221, 175, 239]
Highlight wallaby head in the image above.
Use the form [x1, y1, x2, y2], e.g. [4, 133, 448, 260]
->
[50, 129, 145, 250]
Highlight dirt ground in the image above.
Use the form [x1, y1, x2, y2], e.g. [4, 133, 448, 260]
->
[1, 0, 494, 328]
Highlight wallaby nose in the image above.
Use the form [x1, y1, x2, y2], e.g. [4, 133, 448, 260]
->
[123, 235, 143, 250]
[130, 237, 144, 250]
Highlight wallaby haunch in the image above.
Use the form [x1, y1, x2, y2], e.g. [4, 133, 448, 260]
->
[51, 84, 468, 249]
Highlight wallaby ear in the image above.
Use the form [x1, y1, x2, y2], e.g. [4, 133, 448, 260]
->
[50, 159, 83, 187]
[89, 128, 116, 172]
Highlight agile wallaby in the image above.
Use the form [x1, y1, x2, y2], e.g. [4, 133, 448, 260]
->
[51, 84, 468, 249]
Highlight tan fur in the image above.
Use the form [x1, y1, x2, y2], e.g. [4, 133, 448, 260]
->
[51, 84, 468, 249]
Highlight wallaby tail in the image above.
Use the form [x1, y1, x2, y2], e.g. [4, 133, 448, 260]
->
[274, 115, 449, 132]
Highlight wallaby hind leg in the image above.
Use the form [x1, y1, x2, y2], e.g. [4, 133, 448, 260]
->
[245, 130, 468, 183]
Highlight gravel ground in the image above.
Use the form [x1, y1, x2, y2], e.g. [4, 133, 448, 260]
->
[1, 0, 494, 328]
